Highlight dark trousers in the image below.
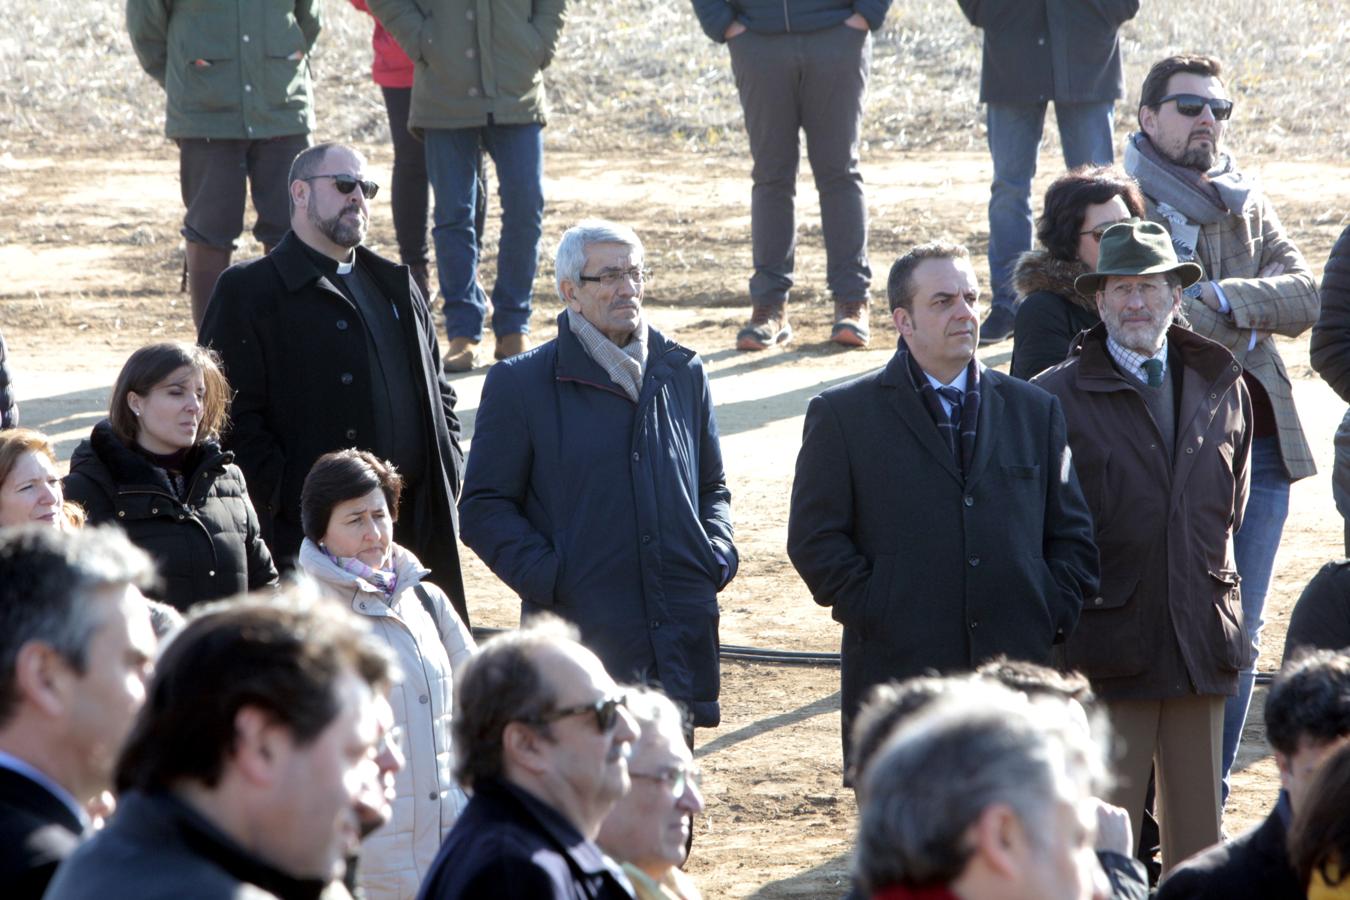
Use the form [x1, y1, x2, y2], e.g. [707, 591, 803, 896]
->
[179, 134, 309, 249]
[727, 23, 872, 308]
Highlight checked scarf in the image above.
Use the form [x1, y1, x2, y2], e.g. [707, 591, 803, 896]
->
[322, 546, 398, 598]
[900, 339, 980, 476]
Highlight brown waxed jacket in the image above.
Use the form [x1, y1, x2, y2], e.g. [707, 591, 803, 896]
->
[1034, 323, 1252, 700]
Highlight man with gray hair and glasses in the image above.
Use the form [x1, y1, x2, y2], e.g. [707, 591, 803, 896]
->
[0, 526, 157, 899]
[856, 682, 1110, 900]
[461, 220, 737, 732]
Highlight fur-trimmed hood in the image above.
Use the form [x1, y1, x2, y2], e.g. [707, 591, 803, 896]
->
[1013, 250, 1095, 313]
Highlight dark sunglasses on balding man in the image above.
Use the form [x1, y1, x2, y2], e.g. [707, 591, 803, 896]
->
[1158, 93, 1233, 121]
[301, 173, 380, 199]
[524, 694, 629, 734]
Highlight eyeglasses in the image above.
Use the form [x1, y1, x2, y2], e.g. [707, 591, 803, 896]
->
[578, 267, 650, 288]
[1158, 93, 1233, 121]
[1105, 280, 1168, 301]
[302, 173, 380, 199]
[1079, 221, 1130, 244]
[525, 694, 628, 733]
[629, 764, 703, 799]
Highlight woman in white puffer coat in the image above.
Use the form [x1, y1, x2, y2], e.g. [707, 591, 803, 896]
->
[298, 448, 474, 900]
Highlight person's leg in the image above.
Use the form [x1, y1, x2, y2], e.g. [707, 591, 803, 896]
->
[1155, 694, 1223, 873]
[425, 127, 489, 345]
[984, 103, 1046, 339]
[728, 30, 803, 345]
[1101, 698, 1161, 853]
[180, 138, 248, 328]
[247, 133, 310, 250]
[1333, 408, 1350, 556]
[801, 23, 873, 346]
[480, 122, 543, 348]
[381, 86, 430, 269]
[1222, 435, 1292, 802]
[1054, 100, 1117, 169]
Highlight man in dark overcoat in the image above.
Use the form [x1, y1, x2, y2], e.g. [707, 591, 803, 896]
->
[787, 241, 1099, 773]
[459, 220, 736, 729]
[1034, 220, 1251, 873]
[199, 142, 468, 623]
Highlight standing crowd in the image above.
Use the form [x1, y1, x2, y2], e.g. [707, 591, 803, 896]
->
[1, 1, 1349, 899]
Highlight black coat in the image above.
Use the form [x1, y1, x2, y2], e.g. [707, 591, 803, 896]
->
[1010, 250, 1100, 381]
[787, 351, 1099, 765]
[198, 231, 469, 624]
[957, 0, 1137, 105]
[1283, 560, 1350, 664]
[460, 315, 736, 727]
[417, 779, 633, 900]
[1155, 797, 1302, 900]
[44, 791, 339, 900]
[0, 767, 83, 900]
[1311, 223, 1350, 400]
[0, 326, 16, 429]
[63, 420, 277, 611]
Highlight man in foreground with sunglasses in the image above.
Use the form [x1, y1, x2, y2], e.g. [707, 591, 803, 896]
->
[199, 141, 470, 626]
[419, 616, 639, 899]
[1124, 53, 1319, 815]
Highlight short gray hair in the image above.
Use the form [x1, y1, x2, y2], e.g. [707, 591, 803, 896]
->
[0, 526, 155, 725]
[855, 685, 1104, 893]
[554, 219, 644, 301]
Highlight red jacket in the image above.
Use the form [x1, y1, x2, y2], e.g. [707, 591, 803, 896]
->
[349, 0, 412, 88]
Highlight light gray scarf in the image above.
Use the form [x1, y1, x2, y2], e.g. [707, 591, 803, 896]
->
[567, 310, 648, 402]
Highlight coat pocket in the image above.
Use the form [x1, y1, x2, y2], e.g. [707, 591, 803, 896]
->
[1063, 564, 1146, 679]
[1207, 568, 1248, 673]
[836, 554, 893, 637]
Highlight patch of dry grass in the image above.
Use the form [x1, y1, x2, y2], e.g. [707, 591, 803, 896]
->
[1, 0, 1346, 159]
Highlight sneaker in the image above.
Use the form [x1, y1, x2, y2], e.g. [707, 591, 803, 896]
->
[736, 305, 792, 351]
[443, 337, 479, 374]
[978, 305, 1015, 346]
[830, 299, 870, 348]
[495, 332, 531, 361]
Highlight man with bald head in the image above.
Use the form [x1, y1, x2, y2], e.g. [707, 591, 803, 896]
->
[419, 615, 639, 899]
[199, 141, 469, 623]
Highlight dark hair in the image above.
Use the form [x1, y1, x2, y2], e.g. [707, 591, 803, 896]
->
[1288, 741, 1350, 890]
[109, 342, 230, 446]
[1036, 166, 1147, 262]
[850, 677, 954, 786]
[115, 584, 391, 793]
[887, 242, 970, 312]
[1139, 54, 1224, 115]
[452, 614, 579, 788]
[0, 526, 154, 725]
[975, 656, 1097, 714]
[288, 142, 344, 216]
[1265, 650, 1350, 756]
[300, 449, 404, 542]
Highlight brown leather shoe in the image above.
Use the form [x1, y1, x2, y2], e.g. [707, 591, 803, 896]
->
[830, 298, 870, 347]
[736, 304, 792, 351]
[495, 332, 531, 361]
[443, 337, 479, 374]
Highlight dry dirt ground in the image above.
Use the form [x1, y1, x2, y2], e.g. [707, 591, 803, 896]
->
[5, 144, 1350, 898]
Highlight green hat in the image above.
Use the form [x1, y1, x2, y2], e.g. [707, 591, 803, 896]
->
[1074, 219, 1204, 298]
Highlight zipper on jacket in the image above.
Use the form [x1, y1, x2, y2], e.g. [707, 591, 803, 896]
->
[783, 0, 791, 31]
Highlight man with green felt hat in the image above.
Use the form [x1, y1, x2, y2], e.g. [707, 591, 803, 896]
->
[1033, 217, 1253, 874]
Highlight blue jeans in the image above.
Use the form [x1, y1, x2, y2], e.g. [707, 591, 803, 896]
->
[986, 101, 1115, 310]
[1221, 436, 1291, 804]
[425, 123, 543, 341]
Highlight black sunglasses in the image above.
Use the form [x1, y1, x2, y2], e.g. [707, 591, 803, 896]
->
[1158, 93, 1233, 121]
[526, 694, 628, 733]
[303, 173, 380, 199]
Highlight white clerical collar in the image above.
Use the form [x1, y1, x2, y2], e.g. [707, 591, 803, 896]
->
[335, 255, 355, 275]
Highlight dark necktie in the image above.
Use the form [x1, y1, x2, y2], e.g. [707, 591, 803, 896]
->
[1141, 358, 1164, 388]
[936, 385, 963, 432]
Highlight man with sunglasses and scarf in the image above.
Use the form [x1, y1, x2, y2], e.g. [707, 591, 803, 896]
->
[419, 616, 639, 899]
[1123, 54, 1319, 814]
[199, 142, 469, 626]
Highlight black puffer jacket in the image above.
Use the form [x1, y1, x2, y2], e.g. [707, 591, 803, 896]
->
[0, 327, 16, 429]
[1010, 250, 1100, 381]
[63, 420, 278, 611]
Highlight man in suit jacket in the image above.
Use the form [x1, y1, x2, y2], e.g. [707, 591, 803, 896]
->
[199, 141, 469, 624]
[787, 241, 1099, 773]
[0, 526, 157, 899]
[1157, 650, 1350, 899]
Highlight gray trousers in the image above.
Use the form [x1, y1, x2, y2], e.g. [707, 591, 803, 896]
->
[728, 23, 872, 308]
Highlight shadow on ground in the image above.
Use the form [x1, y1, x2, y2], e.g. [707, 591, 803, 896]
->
[750, 852, 853, 898]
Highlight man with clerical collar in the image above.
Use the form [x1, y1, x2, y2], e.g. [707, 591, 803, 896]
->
[1123, 53, 1318, 805]
[0, 526, 157, 900]
[45, 587, 395, 900]
[460, 219, 737, 731]
[199, 141, 470, 625]
[1034, 219, 1252, 874]
[787, 240, 1099, 777]
[419, 616, 639, 899]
